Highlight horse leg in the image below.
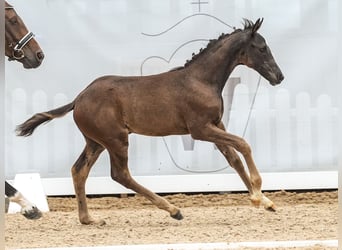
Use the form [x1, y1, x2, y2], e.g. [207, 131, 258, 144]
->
[191, 122, 275, 211]
[71, 137, 105, 225]
[215, 122, 273, 209]
[215, 145, 273, 209]
[215, 145, 253, 192]
[5, 181, 42, 219]
[107, 140, 183, 220]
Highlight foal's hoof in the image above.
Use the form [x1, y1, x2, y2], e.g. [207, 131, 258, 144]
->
[261, 196, 276, 212]
[171, 211, 183, 220]
[265, 204, 277, 212]
[22, 206, 42, 220]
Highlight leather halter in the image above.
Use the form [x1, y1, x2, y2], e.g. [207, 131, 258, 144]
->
[5, 6, 35, 60]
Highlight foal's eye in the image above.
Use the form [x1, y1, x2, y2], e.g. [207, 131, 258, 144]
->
[259, 47, 267, 53]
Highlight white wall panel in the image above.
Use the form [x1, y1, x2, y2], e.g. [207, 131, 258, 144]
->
[5, 0, 340, 193]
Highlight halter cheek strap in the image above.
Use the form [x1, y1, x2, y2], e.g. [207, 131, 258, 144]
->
[14, 32, 34, 52]
[5, 6, 35, 60]
[8, 31, 35, 60]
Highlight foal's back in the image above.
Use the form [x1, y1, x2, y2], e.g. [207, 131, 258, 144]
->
[73, 70, 221, 138]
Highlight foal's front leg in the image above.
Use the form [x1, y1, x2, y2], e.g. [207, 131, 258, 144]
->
[216, 144, 275, 210]
[191, 122, 275, 211]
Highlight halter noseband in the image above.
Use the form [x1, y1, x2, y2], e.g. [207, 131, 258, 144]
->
[5, 6, 35, 60]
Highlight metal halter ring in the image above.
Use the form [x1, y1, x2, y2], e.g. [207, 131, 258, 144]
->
[12, 31, 35, 60]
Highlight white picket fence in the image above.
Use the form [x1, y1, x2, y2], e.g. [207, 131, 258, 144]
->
[5, 83, 339, 195]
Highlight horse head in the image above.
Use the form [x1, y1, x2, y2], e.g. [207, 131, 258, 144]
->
[239, 18, 284, 85]
[5, 2, 44, 68]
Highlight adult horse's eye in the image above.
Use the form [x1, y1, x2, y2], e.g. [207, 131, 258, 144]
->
[9, 17, 18, 25]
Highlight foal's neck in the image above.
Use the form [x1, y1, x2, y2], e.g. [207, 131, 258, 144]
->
[185, 32, 245, 94]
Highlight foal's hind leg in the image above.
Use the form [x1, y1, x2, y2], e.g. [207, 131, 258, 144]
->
[107, 140, 183, 220]
[71, 137, 105, 225]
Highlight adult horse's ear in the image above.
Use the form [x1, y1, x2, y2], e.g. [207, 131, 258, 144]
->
[252, 18, 264, 35]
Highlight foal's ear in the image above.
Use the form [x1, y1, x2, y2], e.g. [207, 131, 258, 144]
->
[252, 18, 264, 35]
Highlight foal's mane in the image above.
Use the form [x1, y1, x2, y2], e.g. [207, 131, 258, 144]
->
[178, 19, 255, 69]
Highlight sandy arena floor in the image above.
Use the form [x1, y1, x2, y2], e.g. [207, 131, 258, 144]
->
[5, 190, 338, 249]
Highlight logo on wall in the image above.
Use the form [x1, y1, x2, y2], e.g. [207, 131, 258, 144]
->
[139, 1, 240, 173]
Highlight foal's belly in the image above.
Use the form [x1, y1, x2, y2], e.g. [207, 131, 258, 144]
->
[124, 111, 190, 137]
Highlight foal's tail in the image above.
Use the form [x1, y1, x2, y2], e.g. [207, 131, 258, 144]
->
[16, 101, 75, 137]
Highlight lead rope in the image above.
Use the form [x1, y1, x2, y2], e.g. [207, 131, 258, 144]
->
[162, 74, 262, 173]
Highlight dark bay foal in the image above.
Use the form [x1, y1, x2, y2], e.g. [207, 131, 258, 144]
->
[17, 18, 284, 225]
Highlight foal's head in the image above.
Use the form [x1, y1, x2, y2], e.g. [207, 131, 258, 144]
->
[5, 2, 44, 68]
[239, 18, 284, 85]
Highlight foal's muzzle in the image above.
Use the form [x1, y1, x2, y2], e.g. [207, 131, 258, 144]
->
[274, 72, 284, 85]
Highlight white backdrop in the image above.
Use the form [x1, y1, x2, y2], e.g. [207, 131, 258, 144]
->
[5, 0, 340, 194]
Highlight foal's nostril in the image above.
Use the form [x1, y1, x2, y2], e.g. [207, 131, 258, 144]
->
[277, 72, 284, 82]
[36, 51, 44, 62]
